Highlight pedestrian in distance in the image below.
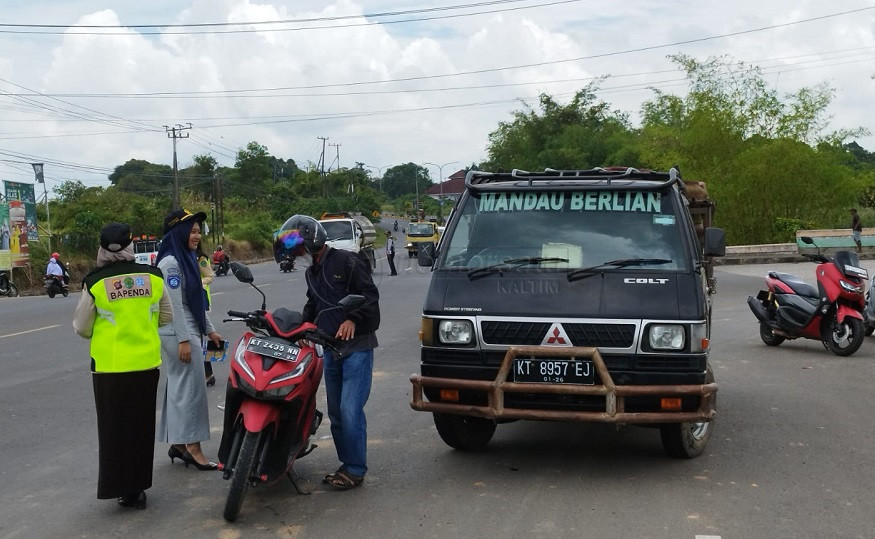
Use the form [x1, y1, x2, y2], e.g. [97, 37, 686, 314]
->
[273, 215, 380, 490]
[850, 208, 863, 253]
[156, 208, 222, 471]
[386, 230, 398, 276]
[72, 222, 173, 509]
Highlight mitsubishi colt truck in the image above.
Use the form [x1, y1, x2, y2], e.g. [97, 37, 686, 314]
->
[410, 167, 725, 458]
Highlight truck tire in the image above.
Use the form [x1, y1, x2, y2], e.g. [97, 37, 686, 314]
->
[759, 322, 785, 346]
[433, 413, 495, 451]
[659, 366, 715, 459]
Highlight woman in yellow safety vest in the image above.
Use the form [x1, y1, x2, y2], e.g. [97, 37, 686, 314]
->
[73, 222, 173, 509]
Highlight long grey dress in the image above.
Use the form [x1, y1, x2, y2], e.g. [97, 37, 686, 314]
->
[157, 254, 216, 444]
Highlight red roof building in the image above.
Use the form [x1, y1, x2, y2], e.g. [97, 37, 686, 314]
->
[424, 169, 467, 202]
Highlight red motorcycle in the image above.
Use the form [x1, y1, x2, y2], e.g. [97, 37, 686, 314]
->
[217, 261, 362, 522]
[748, 236, 868, 356]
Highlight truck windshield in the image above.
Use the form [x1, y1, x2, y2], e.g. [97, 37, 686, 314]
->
[437, 190, 690, 272]
[322, 221, 354, 241]
[407, 223, 435, 236]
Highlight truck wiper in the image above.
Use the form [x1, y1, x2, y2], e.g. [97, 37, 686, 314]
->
[566, 258, 672, 282]
[467, 257, 569, 281]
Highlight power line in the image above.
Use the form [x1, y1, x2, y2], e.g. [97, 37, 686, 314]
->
[0, 0, 581, 36]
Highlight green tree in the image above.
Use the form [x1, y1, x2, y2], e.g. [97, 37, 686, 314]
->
[381, 163, 431, 199]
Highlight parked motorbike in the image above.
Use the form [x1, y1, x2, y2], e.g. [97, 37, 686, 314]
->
[217, 261, 363, 522]
[213, 256, 230, 277]
[0, 270, 18, 297]
[44, 275, 68, 298]
[747, 236, 868, 356]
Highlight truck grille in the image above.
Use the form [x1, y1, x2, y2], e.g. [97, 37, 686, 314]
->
[480, 321, 635, 348]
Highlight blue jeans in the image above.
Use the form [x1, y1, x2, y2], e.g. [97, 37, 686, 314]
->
[323, 348, 374, 477]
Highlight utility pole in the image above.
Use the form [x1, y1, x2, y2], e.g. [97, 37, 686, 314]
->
[317, 136, 328, 197]
[165, 123, 192, 210]
[217, 173, 225, 243]
[329, 142, 341, 171]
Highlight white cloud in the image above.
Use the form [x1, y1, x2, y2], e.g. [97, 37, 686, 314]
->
[0, 0, 871, 190]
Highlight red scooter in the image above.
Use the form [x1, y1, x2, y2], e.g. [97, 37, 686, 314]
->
[747, 236, 868, 356]
[217, 261, 362, 522]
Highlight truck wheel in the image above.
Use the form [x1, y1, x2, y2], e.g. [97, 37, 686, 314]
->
[659, 367, 715, 459]
[759, 323, 784, 346]
[433, 413, 495, 451]
[824, 317, 865, 357]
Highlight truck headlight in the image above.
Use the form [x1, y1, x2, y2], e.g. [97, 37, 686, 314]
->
[438, 320, 473, 344]
[649, 324, 685, 350]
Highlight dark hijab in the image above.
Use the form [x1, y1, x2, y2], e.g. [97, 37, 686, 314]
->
[157, 219, 206, 333]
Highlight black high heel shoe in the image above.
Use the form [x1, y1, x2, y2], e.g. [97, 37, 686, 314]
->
[118, 491, 147, 509]
[205, 374, 216, 387]
[168, 445, 194, 465]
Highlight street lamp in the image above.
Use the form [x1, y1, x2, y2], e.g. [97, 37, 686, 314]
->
[424, 161, 459, 221]
[364, 165, 386, 192]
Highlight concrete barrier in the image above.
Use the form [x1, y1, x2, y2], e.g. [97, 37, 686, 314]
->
[795, 229, 871, 253]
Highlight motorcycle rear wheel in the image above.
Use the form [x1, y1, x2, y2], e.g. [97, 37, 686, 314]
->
[223, 429, 263, 522]
[759, 323, 785, 346]
[824, 317, 865, 357]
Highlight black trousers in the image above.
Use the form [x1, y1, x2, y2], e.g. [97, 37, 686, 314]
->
[387, 252, 397, 275]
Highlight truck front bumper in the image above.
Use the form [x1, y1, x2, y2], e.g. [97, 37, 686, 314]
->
[410, 345, 716, 424]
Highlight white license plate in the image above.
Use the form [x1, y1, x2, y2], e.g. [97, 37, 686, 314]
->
[513, 359, 594, 385]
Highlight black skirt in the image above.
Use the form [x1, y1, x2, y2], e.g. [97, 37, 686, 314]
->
[92, 368, 159, 499]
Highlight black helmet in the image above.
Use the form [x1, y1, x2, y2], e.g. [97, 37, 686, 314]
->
[273, 215, 327, 262]
[216, 244, 223, 251]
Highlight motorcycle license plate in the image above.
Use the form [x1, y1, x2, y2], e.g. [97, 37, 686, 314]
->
[245, 337, 300, 361]
[513, 358, 594, 385]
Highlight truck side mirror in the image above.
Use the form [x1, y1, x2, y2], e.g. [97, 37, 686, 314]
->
[703, 228, 725, 257]
[418, 243, 435, 266]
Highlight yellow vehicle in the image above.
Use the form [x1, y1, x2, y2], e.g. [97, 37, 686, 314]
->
[405, 220, 440, 258]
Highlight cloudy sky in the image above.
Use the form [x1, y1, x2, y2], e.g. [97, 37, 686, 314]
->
[0, 0, 873, 194]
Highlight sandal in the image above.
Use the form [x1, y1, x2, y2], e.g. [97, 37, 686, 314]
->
[326, 469, 364, 490]
[322, 468, 343, 484]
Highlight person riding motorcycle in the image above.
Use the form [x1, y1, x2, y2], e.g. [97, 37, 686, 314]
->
[52, 252, 70, 286]
[212, 245, 227, 266]
[393, 220, 398, 231]
[46, 256, 66, 288]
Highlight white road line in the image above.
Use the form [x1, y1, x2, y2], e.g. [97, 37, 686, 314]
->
[0, 324, 61, 339]
[212, 292, 224, 296]
[695, 535, 722, 539]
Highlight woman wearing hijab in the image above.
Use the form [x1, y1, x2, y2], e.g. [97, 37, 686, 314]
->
[73, 222, 173, 509]
[156, 209, 222, 470]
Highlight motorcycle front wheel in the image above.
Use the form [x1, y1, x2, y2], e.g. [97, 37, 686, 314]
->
[223, 429, 264, 522]
[824, 317, 865, 357]
[3, 284, 17, 297]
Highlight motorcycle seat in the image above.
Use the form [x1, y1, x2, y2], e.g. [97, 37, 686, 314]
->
[769, 271, 818, 297]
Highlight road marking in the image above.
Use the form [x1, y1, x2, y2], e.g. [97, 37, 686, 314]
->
[212, 292, 224, 296]
[0, 324, 61, 339]
[695, 535, 721, 539]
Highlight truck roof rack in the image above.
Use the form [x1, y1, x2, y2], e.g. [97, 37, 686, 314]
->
[465, 167, 682, 191]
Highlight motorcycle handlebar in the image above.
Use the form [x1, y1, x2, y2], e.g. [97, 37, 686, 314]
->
[227, 310, 250, 318]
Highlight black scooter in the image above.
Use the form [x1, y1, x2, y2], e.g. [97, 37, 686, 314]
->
[44, 275, 67, 298]
[0, 270, 18, 297]
[214, 257, 230, 277]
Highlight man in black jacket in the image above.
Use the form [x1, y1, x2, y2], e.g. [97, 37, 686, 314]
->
[274, 215, 380, 490]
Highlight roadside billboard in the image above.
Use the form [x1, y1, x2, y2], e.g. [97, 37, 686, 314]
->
[2, 181, 36, 267]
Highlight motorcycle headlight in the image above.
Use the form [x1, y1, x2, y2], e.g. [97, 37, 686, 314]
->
[234, 339, 255, 380]
[649, 324, 685, 350]
[840, 280, 865, 294]
[438, 320, 473, 344]
[270, 352, 314, 385]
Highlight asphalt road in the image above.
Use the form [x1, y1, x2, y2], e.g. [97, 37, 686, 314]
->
[1, 248, 874, 538]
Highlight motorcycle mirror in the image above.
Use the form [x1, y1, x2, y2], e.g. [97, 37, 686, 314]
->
[230, 262, 254, 283]
[800, 236, 814, 245]
[339, 294, 366, 311]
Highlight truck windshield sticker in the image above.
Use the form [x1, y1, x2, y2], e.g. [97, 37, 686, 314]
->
[477, 192, 662, 214]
